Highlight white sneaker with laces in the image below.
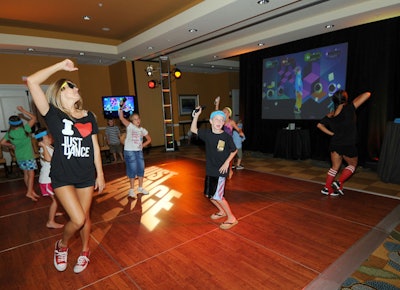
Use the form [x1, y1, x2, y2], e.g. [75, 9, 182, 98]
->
[128, 189, 137, 198]
[73, 252, 90, 273]
[54, 240, 68, 272]
[138, 187, 149, 195]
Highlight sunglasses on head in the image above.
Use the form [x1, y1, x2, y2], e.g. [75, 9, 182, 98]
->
[61, 81, 77, 90]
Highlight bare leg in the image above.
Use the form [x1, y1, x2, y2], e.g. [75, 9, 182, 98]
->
[210, 199, 226, 216]
[129, 178, 135, 190]
[212, 198, 237, 223]
[25, 170, 39, 201]
[228, 162, 233, 179]
[46, 196, 64, 229]
[138, 176, 144, 188]
[55, 186, 88, 248]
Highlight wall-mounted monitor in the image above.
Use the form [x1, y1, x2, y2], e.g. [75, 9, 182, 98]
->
[102, 95, 138, 119]
[261, 42, 348, 119]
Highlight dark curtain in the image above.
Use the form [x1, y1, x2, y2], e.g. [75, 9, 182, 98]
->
[240, 17, 400, 165]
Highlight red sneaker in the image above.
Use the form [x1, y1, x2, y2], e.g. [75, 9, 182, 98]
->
[54, 240, 68, 271]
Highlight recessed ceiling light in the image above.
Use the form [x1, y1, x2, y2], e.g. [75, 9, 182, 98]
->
[325, 24, 334, 29]
[147, 46, 153, 50]
[188, 28, 198, 33]
[79, 52, 85, 56]
[213, 55, 218, 59]
[83, 16, 91, 21]
[257, 0, 269, 4]
[27, 48, 35, 52]
[121, 56, 126, 60]
[258, 43, 265, 46]
[102, 27, 110, 31]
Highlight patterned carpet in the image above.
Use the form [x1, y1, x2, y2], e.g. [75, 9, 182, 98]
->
[340, 224, 400, 289]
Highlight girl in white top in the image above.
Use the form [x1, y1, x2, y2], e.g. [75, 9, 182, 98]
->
[118, 107, 152, 199]
[36, 128, 64, 229]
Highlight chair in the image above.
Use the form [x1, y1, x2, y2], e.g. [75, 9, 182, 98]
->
[8, 147, 21, 177]
[0, 147, 9, 178]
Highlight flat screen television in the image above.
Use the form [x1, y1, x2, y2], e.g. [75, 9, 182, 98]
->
[102, 95, 138, 119]
[261, 42, 348, 119]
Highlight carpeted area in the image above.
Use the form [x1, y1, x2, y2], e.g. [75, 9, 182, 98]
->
[340, 224, 400, 289]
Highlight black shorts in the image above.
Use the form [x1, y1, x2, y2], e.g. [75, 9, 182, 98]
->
[204, 176, 218, 199]
[329, 144, 358, 158]
[51, 178, 95, 189]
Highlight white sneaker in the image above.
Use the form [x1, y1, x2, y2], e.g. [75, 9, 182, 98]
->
[73, 251, 90, 274]
[138, 187, 149, 195]
[128, 189, 137, 198]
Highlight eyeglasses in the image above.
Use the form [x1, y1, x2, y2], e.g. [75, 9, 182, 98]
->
[61, 81, 77, 90]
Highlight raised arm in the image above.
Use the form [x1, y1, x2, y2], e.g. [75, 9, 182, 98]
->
[118, 109, 130, 127]
[17, 106, 37, 128]
[214, 96, 220, 110]
[190, 106, 202, 135]
[352, 92, 371, 109]
[26, 59, 78, 116]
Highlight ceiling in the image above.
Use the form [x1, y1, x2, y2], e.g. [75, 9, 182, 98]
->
[1, 0, 399, 73]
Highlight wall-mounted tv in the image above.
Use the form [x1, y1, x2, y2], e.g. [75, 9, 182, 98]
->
[261, 42, 348, 120]
[102, 95, 138, 119]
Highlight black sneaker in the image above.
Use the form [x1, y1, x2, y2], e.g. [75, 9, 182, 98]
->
[321, 187, 339, 196]
[332, 181, 344, 195]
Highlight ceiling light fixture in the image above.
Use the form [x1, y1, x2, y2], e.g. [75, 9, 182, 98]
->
[146, 65, 154, 76]
[147, 79, 158, 89]
[27, 48, 35, 52]
[188, 28, 198, 33]
[257, 0, 269, 4]
[173, 68, 182, 79]
[83, 16, 91, 21]
[258, 43, 265, 46]
[325, 24, 335, 29]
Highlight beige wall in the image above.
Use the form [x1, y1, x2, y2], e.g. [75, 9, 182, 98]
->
[0, 54, 239, 147]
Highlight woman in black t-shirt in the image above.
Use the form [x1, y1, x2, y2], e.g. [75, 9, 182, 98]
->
[27, 59, 105, 274]
[317, 90, 371, 196]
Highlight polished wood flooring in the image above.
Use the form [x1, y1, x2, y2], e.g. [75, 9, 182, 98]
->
[1, 145, 400, 289]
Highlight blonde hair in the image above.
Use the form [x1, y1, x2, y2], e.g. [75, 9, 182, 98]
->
[45, 78, 84, 119]
[223, 106, 232, 117]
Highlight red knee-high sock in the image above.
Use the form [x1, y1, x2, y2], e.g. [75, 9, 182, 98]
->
[325, 168, 337, 193]
[338, 165, 355, 188]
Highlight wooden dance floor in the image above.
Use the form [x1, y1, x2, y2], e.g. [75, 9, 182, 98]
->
[1, 148, 399, 289]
